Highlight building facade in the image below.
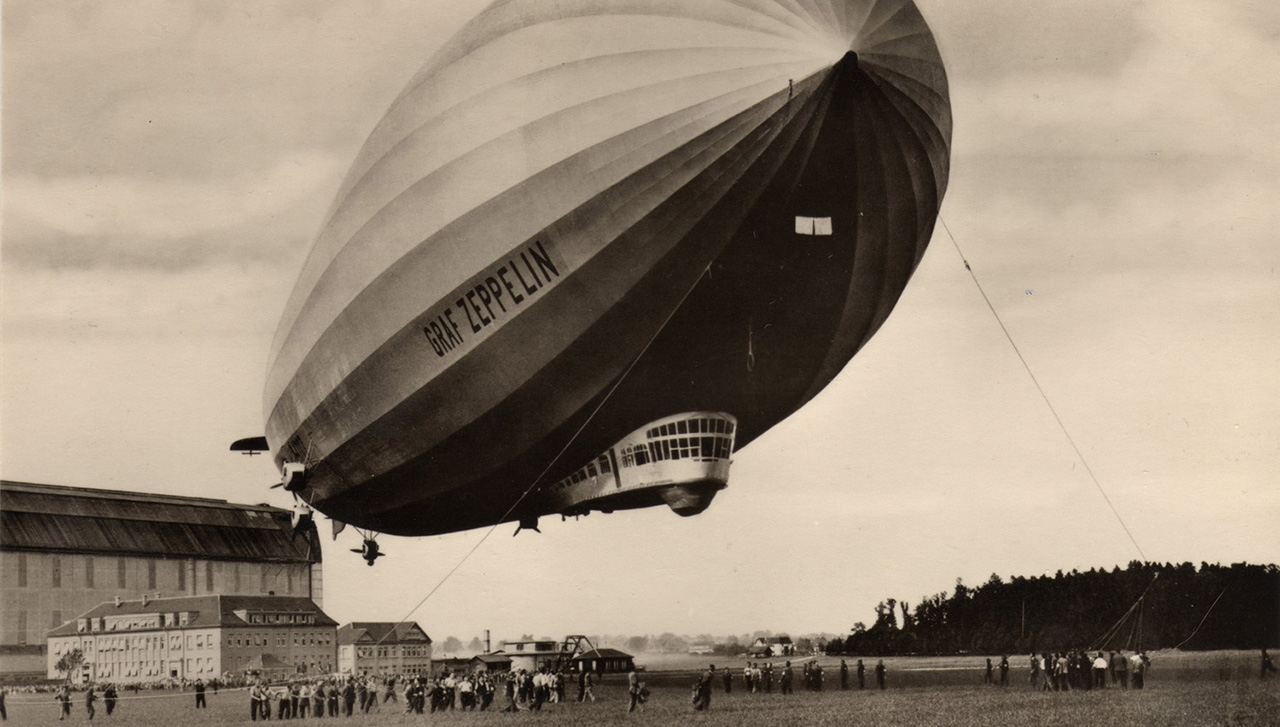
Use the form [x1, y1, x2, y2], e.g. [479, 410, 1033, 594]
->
[46, 595, 336, 683]
[571, 648, 635, 674]
[336, 622, 432, 676]
[748, 636, 794, 657]
[0, 481, 323, 677]
[499, 638, 562, 673]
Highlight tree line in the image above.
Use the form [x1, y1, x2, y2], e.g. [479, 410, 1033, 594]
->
[828, 562, 1278, 656]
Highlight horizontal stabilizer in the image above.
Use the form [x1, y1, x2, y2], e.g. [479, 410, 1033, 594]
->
[230, 436, 269, 453]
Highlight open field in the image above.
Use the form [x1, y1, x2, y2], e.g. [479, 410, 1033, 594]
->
[4, 652, 1276, 726]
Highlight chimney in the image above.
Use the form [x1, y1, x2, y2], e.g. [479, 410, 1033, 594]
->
[485, 630, 491, 654]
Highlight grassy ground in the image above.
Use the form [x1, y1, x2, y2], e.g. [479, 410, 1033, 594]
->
[4, 652, 1276, 726]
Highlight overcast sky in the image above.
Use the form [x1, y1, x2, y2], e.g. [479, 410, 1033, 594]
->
[3, 0, 1277, 645]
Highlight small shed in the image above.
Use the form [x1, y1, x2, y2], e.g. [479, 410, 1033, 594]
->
[571, 648, 635, 674]
[432, 657, 470, 674]
[470, 653, 512, 673]
[748, 636, 794, 657]
[244, 654, 293, 682]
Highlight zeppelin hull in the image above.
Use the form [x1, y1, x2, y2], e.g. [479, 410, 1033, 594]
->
[264, 0, 951, 536]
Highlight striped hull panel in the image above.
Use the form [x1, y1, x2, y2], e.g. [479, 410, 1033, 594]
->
[264, 0, 950, 535]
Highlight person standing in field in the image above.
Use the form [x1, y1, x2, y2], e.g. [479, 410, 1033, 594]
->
[722, 665, 732, 694]
[103, 684, 117, 716]
[875, 659, 886, 690]
[342, 678, 356, 716]
[780, 661, 793, 694]
[692, 665, 715, 711]
[194, 678, 207, 709]
[1093, 653, 1108, 689]
[1029, 653, 1040, 688]
[56, 685, 72, 721]
[857, 659, 866, 689]
[984, 658, 994, 685]
[84, 685, 97, 720]
[840, 659, 849, 689]
[627, 668, 643, 713]
[1131, 652, 1149, 689]
[999, 655, 1010, 686]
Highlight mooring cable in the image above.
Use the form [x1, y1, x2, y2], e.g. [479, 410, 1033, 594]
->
[938, 215, 1148, 563]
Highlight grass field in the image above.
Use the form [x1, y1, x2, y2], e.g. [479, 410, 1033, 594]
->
[4, 652, 1276, 726]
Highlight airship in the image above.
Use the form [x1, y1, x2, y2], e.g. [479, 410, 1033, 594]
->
[236, 0, 952, 551]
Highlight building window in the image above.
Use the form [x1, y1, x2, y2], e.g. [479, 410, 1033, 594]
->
[206, 562, 214, 592]
[118, 558, 127, 588]
[287, 569, 293, 594]
[17, 553, 26, 587]
[85, 556, 95, 588]
[16, 611, 27, 644]
[260, 565, 268, 593]
[177, 562, 186, 592]
[148, 561, 157, 590]
[232, 563, 240, 592]
[52, 556, 62, 588]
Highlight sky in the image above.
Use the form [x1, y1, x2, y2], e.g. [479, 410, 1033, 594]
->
[2, 0, 1277, 647]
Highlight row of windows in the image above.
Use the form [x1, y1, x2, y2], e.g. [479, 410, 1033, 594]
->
[245, 613, 315, 625]
[229, 634, 332, 648]
[646, 417, 734, 439]
[622, 436, 732, 468]
[14, 555, 300, 594]
[549, 455, 613, 492]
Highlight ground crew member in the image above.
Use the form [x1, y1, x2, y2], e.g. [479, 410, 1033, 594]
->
[627, 669, 643, 713]
[693, 665, 714, 711]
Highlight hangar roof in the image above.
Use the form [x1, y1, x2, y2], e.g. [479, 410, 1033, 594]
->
[47, 594, 336, 637]
[0, 481, 320, 563]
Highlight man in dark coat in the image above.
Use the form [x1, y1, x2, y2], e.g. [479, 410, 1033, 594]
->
[692, 665, 714, 711]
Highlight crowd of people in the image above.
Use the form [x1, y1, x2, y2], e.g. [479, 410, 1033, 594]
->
[11, 648, 1276, 720]
[1026, 650, 1151, 691]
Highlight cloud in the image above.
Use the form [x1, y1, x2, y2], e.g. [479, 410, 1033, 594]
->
[2, 152, 343, 270]
[922, 0, 1144, 83]
[952, 0, 1280, 167]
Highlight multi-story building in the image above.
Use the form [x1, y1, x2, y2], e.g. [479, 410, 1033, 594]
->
[336, 622, 432, 676]
[46, 594, 336, 683]
[0, 481, 322, 678]
[499, 638, 563, 673]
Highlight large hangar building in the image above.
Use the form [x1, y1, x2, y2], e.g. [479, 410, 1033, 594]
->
[0, 481, 322, 679]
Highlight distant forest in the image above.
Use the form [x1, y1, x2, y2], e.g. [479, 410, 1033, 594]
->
[828, 562, 1279, 656]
